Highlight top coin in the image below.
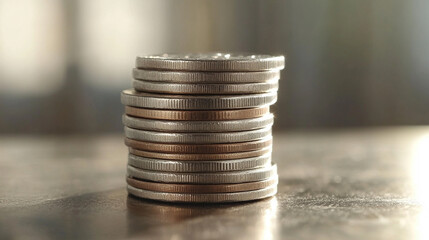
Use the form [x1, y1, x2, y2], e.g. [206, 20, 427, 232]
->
[136, 53, 285, 72]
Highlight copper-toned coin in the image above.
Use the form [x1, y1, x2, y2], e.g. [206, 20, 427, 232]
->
[124, 136, 272, 153]
[129, 147, 271, 161]
[125, 106, 270, 120]
[127, 177, 278, 193]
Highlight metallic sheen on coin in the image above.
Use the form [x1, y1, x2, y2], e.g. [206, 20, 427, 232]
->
[121, 89, 277, 110]
[124, 136, 272, 153]
[128, 153, 271, 172]
[125, 106, 270, 120]
[127, 177, 278, 193]
[122, 114, 274, 132]
[128, 147, 271, 161]
[127, 163, 277, 184]
[127, 185, 277, 203]
[124, 126, 271, 143]
[121, 52, 283, 203]
[132, 79, 278, 94]
[133, 68, 280, 83]
[135, 53, 285, 72]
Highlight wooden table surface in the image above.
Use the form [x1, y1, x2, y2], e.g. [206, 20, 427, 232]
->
[1, 127, 428, 240]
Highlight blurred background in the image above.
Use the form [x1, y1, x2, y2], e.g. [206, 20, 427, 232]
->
[1, 0, 429, 134]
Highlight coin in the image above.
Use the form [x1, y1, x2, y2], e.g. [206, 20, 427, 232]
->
[135, 53, 285, 72]
[133, 68, 280, 83]
[127, 163, 277, 184]
[125, 106, 270, 120]
[121, 89, 277, 110]
[124, 136, 272, 153]
[132, 79, 278, 94]
[122, 114, 274, 132]
[128, 147, 271, 160]
[124, 126, 272, 143]
[127, 184, 277, 203]
[127, 177, 278, 193]
[128, 153, 271, 172]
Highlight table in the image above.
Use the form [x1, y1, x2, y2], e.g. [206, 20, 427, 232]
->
[1, 127, 428, 240]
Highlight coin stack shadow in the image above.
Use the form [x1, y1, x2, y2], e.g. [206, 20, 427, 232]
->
[121, 53, 285, 203]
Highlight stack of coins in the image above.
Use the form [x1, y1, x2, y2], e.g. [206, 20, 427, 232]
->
[121, 53, 285, 203]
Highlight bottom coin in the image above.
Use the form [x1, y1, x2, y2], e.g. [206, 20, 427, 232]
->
[127, 177, 278, 193]
[127, 163, 277, 184]
[127, 184, 277, 203]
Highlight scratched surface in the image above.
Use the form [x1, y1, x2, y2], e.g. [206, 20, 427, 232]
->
[0, 127, 428, 240]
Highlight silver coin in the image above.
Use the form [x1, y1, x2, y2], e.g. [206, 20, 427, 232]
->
[128, 153, 271, 172]
[127, 184, 277, 203]
[127, 163, 277, 184]
[132, 79, 278, 95]
[124, 126, 272, 143]
[132, 68, 281, 83]
[136, 53, 285, 72]
[121, 89, 277, 110]
[122, 114, 274, 133]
